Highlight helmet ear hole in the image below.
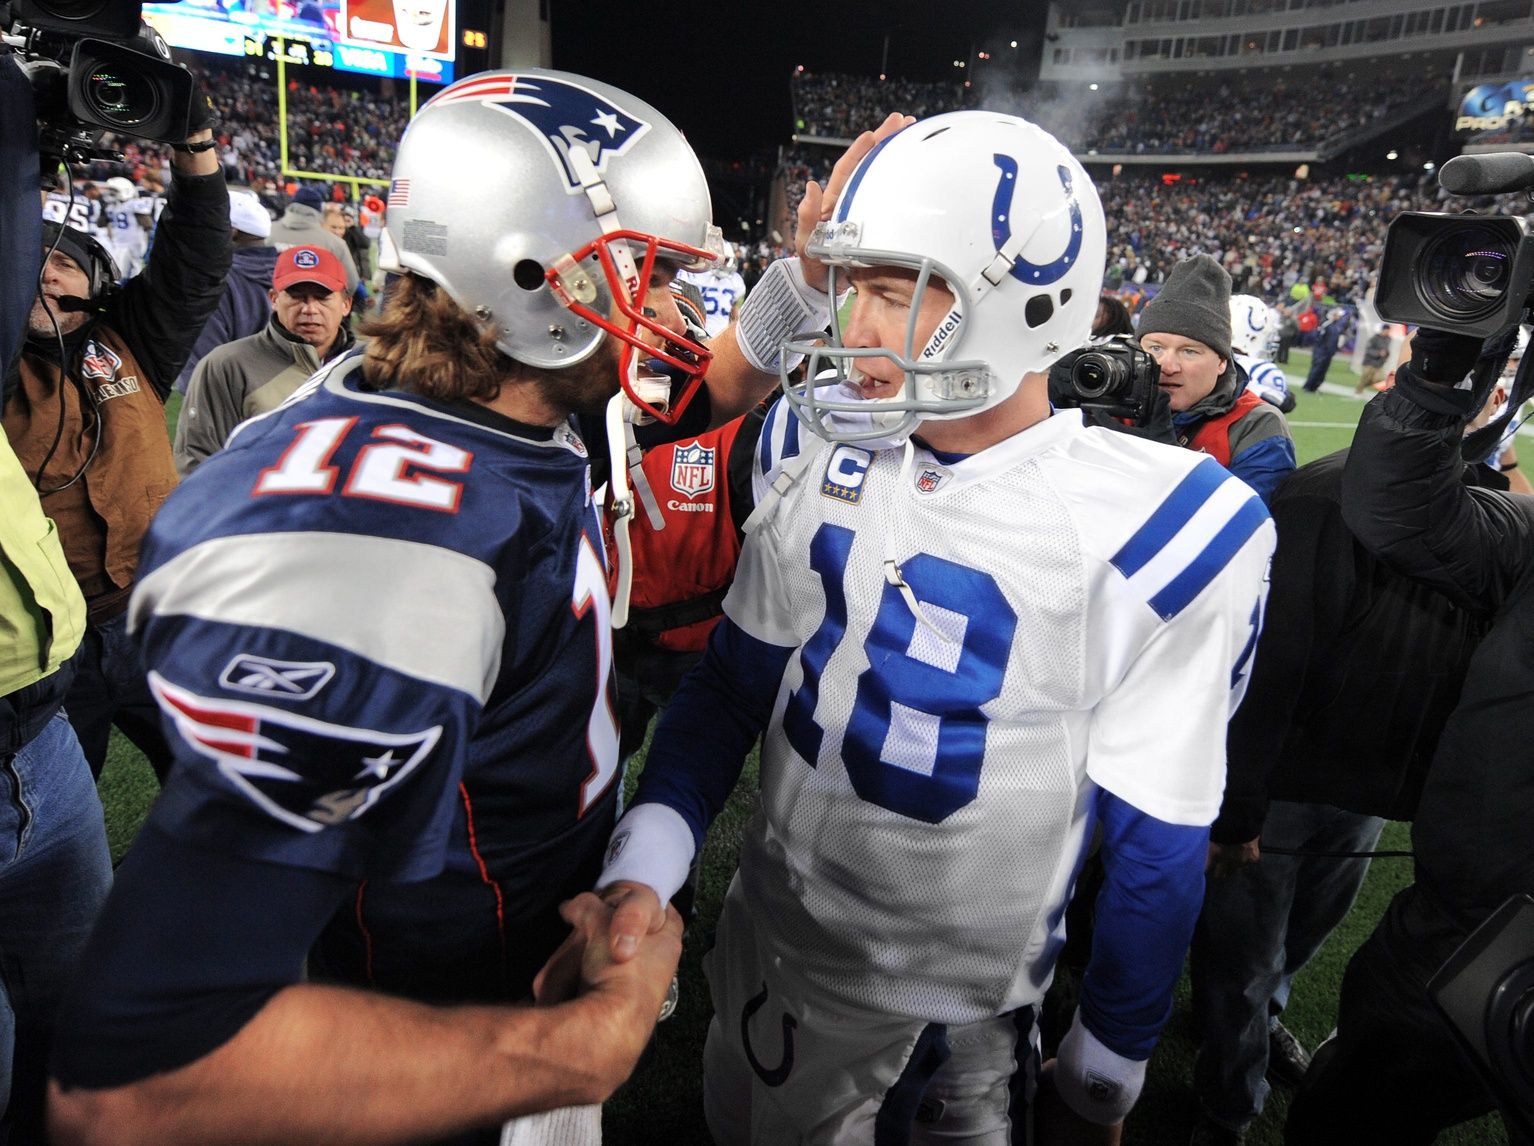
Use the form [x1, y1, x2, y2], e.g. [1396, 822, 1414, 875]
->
[1025, 295, 1054, 329]
[1060, 287, 1073, 305]
[513, 259, 546, 291]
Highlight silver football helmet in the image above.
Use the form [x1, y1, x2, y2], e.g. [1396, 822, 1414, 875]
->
[381, 69, 721, 422]
[783, 109, 1107, 444]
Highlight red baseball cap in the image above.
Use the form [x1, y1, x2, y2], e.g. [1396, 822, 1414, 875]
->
[272, 245, 347, 294]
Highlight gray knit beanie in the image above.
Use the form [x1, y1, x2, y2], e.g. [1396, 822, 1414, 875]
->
[1138, 255, 1233, 362]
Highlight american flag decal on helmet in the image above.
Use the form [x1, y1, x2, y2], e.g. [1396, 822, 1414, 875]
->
[149, 672, 441, 833]
[423, 73, 650, 193]
[388, 179, 411, 208]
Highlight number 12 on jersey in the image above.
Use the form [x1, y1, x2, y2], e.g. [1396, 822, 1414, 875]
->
[781, 523, 1017, 824]
[254, 416, 472, 512]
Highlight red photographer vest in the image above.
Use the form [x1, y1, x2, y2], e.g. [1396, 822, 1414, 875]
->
[622, 414, 752, 653]
[1180, 388, 1265, 467]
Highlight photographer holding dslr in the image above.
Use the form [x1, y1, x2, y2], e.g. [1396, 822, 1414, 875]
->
[3, 36, 231, 783]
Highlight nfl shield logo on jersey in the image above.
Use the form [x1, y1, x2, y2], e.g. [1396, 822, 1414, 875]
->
[915, 467, 948, 494]
[670, 441, 716, 499]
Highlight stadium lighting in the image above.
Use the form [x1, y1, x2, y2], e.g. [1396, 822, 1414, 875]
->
[1089, 83, 1099, 91]
[1386, 149, 1399, 160]
[1424, 161, 1436, 171]
[879, 73, 887, 81]
[1010, 39, 1018, 48]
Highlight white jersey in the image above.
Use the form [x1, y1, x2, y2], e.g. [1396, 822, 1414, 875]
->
[42, 191, 101, 235]
[726, 403, 1274, 1025]
[102, 199, 153, 279]
[1237, 352, 1290, 409]
[678, 267, 747, 337]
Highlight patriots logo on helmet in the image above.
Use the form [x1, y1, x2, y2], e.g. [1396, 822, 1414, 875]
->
[80, 340, 122, 381]
[149, 673, 441, 833]
[428, 74, 649, 193]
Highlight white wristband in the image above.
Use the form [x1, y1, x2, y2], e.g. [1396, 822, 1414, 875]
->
[596, 802, 697, 904]
[735, 256, 839, 375]
[1053, 1009, 1146, 1125]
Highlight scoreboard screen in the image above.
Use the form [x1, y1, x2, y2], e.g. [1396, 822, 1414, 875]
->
[143, 0, 456, 83]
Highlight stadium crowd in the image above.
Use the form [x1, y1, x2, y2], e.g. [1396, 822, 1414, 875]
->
[791, 67, 1446, 153]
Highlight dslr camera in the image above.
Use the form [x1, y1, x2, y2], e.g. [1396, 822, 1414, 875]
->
[1376, 152, 1534, 338]
[7, 0, 197, 168]
[1047, 335, 1162, 425]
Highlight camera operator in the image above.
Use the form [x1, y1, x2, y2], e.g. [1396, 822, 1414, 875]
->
[2, 83, 231, 783]
[1136, 255, 1296, 504]
[1285, 326, 1534, 1144]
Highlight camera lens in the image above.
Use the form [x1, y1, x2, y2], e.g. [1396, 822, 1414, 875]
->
[1071, 351, 1126, 399]
[1419, 225, 1517, 322]
[82, 66, 160, 129]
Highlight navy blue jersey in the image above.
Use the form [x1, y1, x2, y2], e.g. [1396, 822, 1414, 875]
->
[131, 353, 620, 998]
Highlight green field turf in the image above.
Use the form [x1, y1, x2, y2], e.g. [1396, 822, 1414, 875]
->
[93, 370, 1507, 1144]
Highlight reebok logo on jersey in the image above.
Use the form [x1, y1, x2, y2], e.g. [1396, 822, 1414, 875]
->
[821, 446, 871, 504]
[670, 441, 715, 498]
[150, 673, 440, 834]
[219, 654, 336, 701]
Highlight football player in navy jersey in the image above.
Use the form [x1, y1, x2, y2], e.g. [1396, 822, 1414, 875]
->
[588, 111, 1276, 1144]
[47, 71, 904, 1146]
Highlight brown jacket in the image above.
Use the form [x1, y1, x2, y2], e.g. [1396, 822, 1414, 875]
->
[4, 169, 232, 621]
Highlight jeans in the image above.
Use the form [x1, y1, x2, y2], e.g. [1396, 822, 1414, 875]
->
[0, 708, 112, 1145]
[65, 611, 174, 781]
[1189, 800, 1384, 1131]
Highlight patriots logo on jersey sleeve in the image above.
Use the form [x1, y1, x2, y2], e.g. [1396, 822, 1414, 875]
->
[427, 74, 649, 192]
[150, 673, 441, 834]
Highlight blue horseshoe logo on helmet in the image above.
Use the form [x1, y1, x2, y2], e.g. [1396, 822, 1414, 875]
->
[990, 155, 1082, 286]
[1242, 307, 1266, 334]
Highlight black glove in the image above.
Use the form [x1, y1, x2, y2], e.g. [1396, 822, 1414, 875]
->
[182, 66, 216, 138]
[1407, 326, 1483, 385]
[1396, 323, 1519, 420]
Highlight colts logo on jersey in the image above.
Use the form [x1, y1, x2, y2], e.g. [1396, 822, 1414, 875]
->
[669, 441, 715, 499]
[149, 673, 441, 834]
[428, 74, 649, 193]
[80, 340, 122, 381]
[821, 445, 872, 504]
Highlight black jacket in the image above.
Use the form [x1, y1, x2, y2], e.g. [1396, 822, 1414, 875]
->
[1341, 383, 1534, 936]
[1212, 450, 1490, 843]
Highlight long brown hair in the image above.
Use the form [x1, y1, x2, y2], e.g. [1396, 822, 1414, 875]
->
[360, 274, 509, 402]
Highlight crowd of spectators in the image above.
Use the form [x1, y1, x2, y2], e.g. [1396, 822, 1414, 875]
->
[790, 71, 963, 139]
[790, 67, 1446, 154]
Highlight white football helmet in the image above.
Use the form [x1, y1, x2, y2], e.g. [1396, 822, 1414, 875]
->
[782, 110, 1106, 444]
[1229, 294, 1279, 358]
[380, 69, 721, 423]
[103, 176, 138, 203]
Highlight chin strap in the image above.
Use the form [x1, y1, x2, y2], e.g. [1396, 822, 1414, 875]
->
[605, 391, 638, 629]
[882, 439, 957, 644]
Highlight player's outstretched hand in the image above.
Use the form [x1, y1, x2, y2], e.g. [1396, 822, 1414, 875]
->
[798, 112, 915, 293]
[1034, 1060, 1124, 1146]
[601, 879, 670, 962]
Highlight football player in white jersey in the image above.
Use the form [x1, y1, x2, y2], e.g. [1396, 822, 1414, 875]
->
[1229, 294, 1295, 413]
[586, 111, 1276, 1144]
[99, 177, 153, 280]
[679, 240, 748, 338]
